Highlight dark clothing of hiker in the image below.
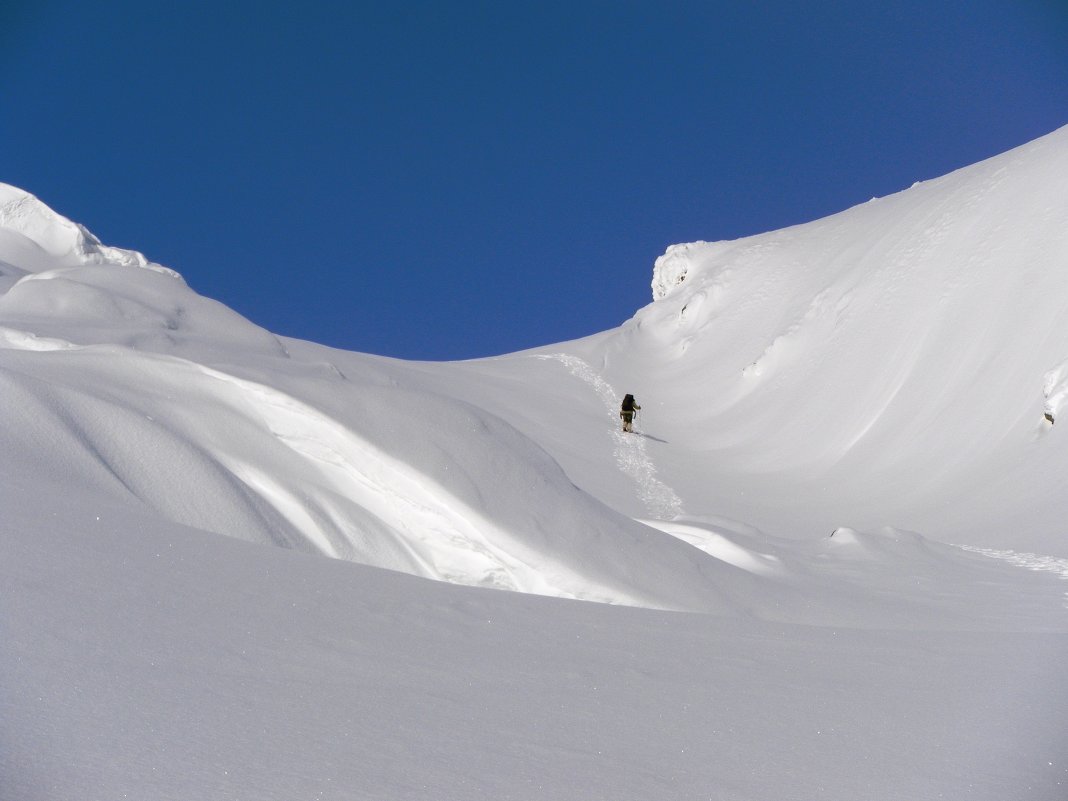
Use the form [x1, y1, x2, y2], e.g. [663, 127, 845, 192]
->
[620, 394, 641, 432]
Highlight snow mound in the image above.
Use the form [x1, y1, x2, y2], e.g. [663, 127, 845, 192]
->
[0, 186, 285, 357]
[0, 263, 287, 356]
[0, 183, 180, 278]
[651, 241, 708, 300]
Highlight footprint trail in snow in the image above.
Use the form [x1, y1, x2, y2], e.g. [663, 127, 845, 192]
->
[538, 354, 684, 520]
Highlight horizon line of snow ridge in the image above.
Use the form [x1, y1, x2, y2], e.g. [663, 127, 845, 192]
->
[0, 182, 182, 280]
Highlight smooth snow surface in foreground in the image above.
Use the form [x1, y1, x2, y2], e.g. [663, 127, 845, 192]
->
[3, 128, 1068, 800]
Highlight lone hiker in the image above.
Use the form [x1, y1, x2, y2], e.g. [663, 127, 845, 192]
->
[620, 394, 641, 433]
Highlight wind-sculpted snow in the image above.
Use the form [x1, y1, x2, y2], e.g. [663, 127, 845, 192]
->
[0, 339, 731, 611]
[0, 246, 766, 612]
[582, 125, 1068, 555]
[0, 183, 178, 276]
[374, 127, 1068, 559]
[0, 198, 746, 611]
[5, 130, 1068, 800]
[4, 182, 1063, 621]
[0, 262, 288, 357]
[650, 241, 705, 300]
[5, 128, 1068, 605]
[187, 363, 737, 609]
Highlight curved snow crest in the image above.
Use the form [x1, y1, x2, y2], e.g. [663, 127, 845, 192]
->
[0, 262, 287, 359]
[0, 185, 285, 358]
[194, 365, 596, 598]
[586, 124, 1068, 550]
[0, 183, 181, 280]
[652, 242, 709, 300]
[1, 339, 751, 613]
[1, 345, 585, 599]
[536, 353, 684, 519]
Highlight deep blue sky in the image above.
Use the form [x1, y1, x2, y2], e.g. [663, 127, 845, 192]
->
[3, 2, 1067, 360]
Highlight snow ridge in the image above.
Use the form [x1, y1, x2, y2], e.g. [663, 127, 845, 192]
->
[195, 364, 570, 596]
[0, 183, 179, 279]
[537, 353, 684, 520]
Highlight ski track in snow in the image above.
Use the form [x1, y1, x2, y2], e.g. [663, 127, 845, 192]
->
[536, 354, 684, 520]
[960, 546, 1068, 607]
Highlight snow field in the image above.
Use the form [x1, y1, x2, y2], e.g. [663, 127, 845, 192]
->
[5, 127, 1068, 799]
[3, 488, 1067, 801]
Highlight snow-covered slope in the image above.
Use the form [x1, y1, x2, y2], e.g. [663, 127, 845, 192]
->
[4, 129, 1068, 800]
[0, 185, 771, 616]
[2, 158, 1063, 620]
[626, 127, 1068, 553]
[5, 478, 1066, 801]
[395, 126, 1068, 556]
